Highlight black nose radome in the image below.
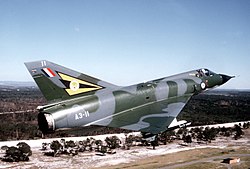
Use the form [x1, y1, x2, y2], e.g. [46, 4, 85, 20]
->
[219, 74, 234, 84]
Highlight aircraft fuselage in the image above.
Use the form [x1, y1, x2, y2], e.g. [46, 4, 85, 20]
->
[37, 69, 228, 134]
[25, 61, 233, 134]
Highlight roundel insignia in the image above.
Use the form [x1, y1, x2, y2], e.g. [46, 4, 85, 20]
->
[70, 80, 80, 91]
[201, 82, 206, 90]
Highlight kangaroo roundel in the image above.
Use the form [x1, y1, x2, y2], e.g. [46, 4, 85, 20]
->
[70, 80, 80, 91]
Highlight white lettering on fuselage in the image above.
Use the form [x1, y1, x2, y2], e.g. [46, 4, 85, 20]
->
[75, 111, 90, 120]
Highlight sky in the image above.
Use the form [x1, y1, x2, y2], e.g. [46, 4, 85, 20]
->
[0, 0, 250, 89]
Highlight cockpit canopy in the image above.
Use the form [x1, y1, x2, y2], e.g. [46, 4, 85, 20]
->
[196, 68, 215, 77]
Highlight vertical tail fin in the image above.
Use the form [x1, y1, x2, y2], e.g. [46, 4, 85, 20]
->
[25, 60, 118, 102]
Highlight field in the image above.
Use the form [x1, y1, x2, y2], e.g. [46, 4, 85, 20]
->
[0, 127, 249, 169]
[102, 148, 250, 169]
[100, 144, 250, 169]
[94, 128, 250, 169]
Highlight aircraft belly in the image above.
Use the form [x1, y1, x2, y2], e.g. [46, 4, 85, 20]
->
[107, 94, 192, 134]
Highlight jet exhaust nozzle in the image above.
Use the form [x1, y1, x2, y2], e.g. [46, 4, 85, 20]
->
[38, 112, 55, 134]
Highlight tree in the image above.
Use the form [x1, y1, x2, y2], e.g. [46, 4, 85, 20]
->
[183, 135, 192, 144]
[160, 131, 175, 144]
[105, 136, 121, 149]
[124, 135, 133, 149]
[234, 124, 244, 140]
[17, 142, 32, 156]
[2, 142, 32, 162]
[50, 140, 62, 156]
[202, 127, 217, 142]
[99, 145, 107, 155]
[95, 140, 103, 151]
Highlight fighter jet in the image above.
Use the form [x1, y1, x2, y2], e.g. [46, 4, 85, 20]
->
[25, 60, 233, 135]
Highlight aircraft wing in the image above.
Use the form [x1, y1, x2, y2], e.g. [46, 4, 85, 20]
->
[92, 94, 193, 134]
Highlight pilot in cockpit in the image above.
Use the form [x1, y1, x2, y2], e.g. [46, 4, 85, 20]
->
[196, 68, 215, 77]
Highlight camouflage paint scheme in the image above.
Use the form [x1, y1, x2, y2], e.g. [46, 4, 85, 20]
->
[25, 60, 233, 134]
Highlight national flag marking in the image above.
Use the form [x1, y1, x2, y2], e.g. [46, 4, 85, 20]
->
[42, 68, 56, 77]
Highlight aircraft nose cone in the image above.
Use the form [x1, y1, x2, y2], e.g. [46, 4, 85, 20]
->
[219, 74, 234, 84]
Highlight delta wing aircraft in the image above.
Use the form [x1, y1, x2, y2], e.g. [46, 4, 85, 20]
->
[25, 60, 233, 136]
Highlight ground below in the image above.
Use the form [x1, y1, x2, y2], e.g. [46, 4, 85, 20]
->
[0, 128, 249, 169]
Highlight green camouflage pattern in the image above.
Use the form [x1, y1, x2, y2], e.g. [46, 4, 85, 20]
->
[25, 60, 233, 134]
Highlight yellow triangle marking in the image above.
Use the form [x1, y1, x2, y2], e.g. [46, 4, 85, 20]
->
[58, 72, 103, 96]
[65, 88, 100, 95]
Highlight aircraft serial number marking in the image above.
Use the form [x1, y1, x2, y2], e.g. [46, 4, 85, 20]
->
[75, 111, 90, 120]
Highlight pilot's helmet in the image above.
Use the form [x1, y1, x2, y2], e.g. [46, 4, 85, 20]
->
[201, 69, 206, 74]
[202, 69, 210, 76]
